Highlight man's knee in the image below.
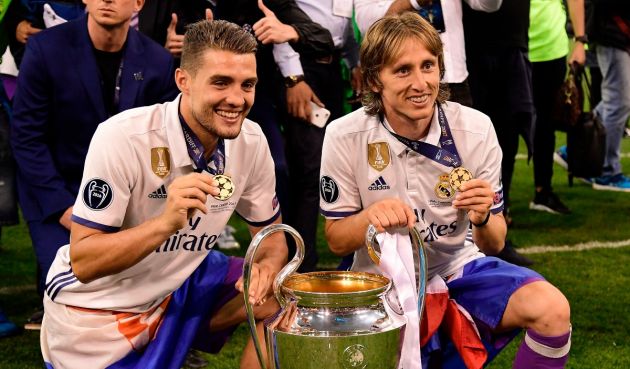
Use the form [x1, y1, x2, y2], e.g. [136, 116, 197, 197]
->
[507, 281, 571, 335]
[536, 285, 570, 330]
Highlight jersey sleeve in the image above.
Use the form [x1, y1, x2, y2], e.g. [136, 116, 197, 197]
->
[71, 123, 136, 232]
[319, 124, 363, 219]
[235, 134, 280, 226]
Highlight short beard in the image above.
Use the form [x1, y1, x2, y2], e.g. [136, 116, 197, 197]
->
[192, 108, 241, 140]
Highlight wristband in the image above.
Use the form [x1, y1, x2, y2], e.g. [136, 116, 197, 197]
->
[409, 0, 421, 10]
[574, 35, 589, 45]
[471, 211, 491, 227]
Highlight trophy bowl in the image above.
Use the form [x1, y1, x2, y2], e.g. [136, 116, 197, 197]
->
[281, 271, 390, 308]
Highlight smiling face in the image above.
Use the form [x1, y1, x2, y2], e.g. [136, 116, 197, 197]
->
[177, 48, 258, 144]
[359, 12, 447, 133]
[376, 37, 440, 137]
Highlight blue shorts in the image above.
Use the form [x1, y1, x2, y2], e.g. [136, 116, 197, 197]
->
[426, 256, 544, 368]
[448, 256, 544, 331]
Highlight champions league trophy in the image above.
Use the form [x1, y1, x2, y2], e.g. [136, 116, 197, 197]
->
[87, 180, 110, 209]
[243, 224, 428, 369]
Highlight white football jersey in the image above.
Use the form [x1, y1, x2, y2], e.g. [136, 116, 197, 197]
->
[45, 95, 280, 312]
[320, 102, 504, 278]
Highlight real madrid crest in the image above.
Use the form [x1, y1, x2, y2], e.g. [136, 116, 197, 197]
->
[151, 147, 171, 178]
[367, 142, 391, 171]
[213, 174, 235, 201]
[435, 173, 454, 199]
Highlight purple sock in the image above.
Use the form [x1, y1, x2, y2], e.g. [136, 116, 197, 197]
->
[513, 328, 571, 369]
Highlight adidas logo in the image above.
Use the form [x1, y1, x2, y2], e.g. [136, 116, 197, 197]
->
[368, 176, 390, 191]
[148, 184, 167, 199]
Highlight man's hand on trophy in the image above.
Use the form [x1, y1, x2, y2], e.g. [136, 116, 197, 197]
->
[267, 301, 298, 332]
[363, 198, 416, 233]
[235, 261, 276, 306]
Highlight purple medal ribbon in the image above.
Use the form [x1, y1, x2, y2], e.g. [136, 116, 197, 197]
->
[179, 113, 225, 175]
[381, 103, 461, 168]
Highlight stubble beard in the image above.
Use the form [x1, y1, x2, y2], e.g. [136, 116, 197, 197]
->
[192, 107, 242, 140]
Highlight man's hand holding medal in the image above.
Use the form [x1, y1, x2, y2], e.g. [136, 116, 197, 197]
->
[451, 176, 494, 226]
[160, 173, 221, 232]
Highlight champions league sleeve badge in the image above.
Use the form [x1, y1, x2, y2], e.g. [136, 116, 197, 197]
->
[449, 167, 474, 192]
[82, 178, 114, 210]
[213, 174, 235, 201]
[320, 176, 340, 203]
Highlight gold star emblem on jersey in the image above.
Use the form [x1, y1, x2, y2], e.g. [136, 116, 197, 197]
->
[449, 167, 473, 192]
[367, 142, 391, 171]
[213, 174, 235, 201]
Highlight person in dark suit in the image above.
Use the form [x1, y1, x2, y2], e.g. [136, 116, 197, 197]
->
[10, 0, 179, 311]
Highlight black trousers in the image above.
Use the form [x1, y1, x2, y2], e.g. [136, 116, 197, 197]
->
[466, 48, 535, 207]
[532, 57, 567, 190]
[283, 55, 344, 272]
[247, 92, 290, 214]
[447, 79, 473, 108]
[0, 98, 18, 226]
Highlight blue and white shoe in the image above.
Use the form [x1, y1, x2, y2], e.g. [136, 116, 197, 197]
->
[592, 174, 630, 192]
[553, 146, 569, 170]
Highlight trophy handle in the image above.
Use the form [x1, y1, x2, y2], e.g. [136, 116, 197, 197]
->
[364, 225, 428, 319]
[243, 223, 305, 369]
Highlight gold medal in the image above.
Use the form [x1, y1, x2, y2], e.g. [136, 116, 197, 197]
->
[449, 167, 473, 192]
[213, 174, 235, 201]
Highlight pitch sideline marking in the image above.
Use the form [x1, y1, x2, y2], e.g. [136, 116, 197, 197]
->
[516, 153, 630, 160]
[0, 284, 36, 295]
[519, 238, 630, 254]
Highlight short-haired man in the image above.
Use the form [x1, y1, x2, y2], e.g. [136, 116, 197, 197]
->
[41, 20, 286, 369]
[320, 13, 572, 368]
